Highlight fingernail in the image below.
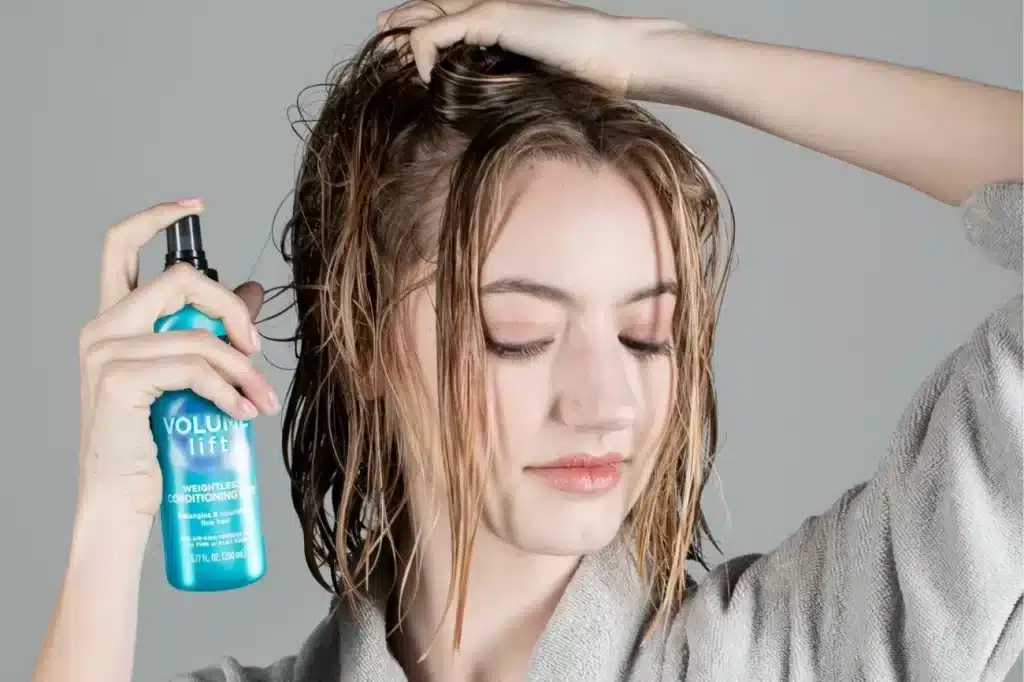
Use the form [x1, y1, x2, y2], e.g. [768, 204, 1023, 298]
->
[178, 197, 203, 206]
[267, 388, 280, 412]
[238, 398, 259, 419]
[250, 325, 262, 352]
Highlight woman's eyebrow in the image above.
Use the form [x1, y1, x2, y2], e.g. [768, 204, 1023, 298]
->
[479, 278, 678, 307]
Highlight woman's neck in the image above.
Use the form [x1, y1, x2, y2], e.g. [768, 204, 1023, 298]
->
[388, 521, 581, 682]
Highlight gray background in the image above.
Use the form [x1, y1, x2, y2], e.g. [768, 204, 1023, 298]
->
[0, 0, 1020, 680]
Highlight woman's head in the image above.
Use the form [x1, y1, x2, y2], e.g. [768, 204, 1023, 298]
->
[280, 30, 731, 635]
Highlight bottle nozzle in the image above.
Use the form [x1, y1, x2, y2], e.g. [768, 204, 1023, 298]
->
[167, 214, 204, 253]
[165, 214, 218, 281]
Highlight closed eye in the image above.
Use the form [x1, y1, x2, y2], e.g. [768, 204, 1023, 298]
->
[485, 337, 673, 360]
[620, 338, 673, 359]
[485, 338, 553, 359]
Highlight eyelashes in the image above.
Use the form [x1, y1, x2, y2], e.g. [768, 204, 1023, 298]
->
[485, 336, 674, 361]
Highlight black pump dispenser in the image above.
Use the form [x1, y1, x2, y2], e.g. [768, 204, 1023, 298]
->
[165, 214, 219, 281]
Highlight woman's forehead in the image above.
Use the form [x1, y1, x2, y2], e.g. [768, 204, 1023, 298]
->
[480, 159, 674, 303]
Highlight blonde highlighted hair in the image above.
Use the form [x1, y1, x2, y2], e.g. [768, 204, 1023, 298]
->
[278, 28, 734, 645]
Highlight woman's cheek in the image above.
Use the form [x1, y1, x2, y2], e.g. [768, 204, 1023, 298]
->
[487, 354, 553, 450]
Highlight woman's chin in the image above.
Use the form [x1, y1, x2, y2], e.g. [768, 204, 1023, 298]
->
[492, 495, 632, 557]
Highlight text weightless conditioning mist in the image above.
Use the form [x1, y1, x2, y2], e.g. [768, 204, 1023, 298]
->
[149, 214, 267, 591]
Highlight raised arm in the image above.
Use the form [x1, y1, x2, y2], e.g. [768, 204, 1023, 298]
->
[380, 1, 1022, 206]
[630, 27, 1023, 205]
[677, 181, 1022, 679]
[32, 201, 276, 682]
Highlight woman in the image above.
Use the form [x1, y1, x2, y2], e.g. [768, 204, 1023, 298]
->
[32, 1, 1022, 681]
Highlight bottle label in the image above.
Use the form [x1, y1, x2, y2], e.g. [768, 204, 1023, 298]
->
[158, 394, 251, 473]
[152, 389, 265, 588]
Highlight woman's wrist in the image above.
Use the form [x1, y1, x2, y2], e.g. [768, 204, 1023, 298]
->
[72, 481, 155, 560]
[620, 17, 1023, 204]
[620, 18, 726, 108]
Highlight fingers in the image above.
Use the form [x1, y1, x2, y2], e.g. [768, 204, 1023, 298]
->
[376, 0, 413, 30]
[99, 198, 205, 312]
[375, 0, 564, 31]
[375, 0, 573, 81]
[96, 355, 262, 422]
[378, 0, 501, 78]
[82, 330, 279, 416]
[375, 0, 443, 63]
[377, 1, 457, 32]
[406, 3, 508, 82]
[82, 262, 261, 357]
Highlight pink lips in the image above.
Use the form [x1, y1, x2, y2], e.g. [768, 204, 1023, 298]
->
[524, 453, 624, 494]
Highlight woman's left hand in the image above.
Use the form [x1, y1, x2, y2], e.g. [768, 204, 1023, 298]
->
[375, 0, 677, 96]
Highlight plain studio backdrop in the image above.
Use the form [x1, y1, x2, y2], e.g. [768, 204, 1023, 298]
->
[0, 0, 1020, 680]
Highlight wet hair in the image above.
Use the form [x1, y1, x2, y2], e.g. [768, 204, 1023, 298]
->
[277, 27, 734, 645]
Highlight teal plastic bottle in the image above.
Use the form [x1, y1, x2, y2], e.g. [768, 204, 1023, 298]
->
[149, 215, 267, 591]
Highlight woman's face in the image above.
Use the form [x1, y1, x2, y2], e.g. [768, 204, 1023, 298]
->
[407, 158, 676, 556]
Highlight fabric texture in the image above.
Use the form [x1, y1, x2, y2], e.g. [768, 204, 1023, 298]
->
[174, 182, 1023, 682]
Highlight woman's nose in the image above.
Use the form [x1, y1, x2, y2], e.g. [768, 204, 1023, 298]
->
[556, 342, 638, 434]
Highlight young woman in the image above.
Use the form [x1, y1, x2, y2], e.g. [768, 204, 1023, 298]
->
[33, 1, 1022, 681]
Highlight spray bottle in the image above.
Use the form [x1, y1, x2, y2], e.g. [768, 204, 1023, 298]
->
[149, 214, 267, 591]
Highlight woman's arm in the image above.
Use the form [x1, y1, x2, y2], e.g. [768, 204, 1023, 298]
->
[677, 182, 1023, 679]
[379, 1, 1022, 206]
[630, 25, 1023, 206]
[32, 490, 152, 682]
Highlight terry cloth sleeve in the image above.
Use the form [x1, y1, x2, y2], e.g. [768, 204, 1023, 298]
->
[169, 598, 343, 682]
[677, 182, 1024, 681]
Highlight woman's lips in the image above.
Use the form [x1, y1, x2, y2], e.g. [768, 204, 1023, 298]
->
[524, 453, 624, 494]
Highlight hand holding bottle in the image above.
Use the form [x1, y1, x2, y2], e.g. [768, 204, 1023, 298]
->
[77, 199, 279, 519]
[34, 198, 281, 682]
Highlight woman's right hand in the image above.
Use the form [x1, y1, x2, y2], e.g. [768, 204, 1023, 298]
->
[76, 199, 280, 519]
[375, 0, 689, 97]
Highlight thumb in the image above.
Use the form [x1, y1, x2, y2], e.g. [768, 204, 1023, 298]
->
[233, 281, 265, 322]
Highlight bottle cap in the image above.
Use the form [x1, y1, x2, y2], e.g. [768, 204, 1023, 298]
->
[165, 214, 218, 281]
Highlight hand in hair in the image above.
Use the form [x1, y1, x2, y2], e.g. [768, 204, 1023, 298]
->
[375, 0, 674, 96]
[378, 0, 1022, 205]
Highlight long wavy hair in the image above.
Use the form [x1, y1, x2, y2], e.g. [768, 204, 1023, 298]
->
[277, 28, 734, 646]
